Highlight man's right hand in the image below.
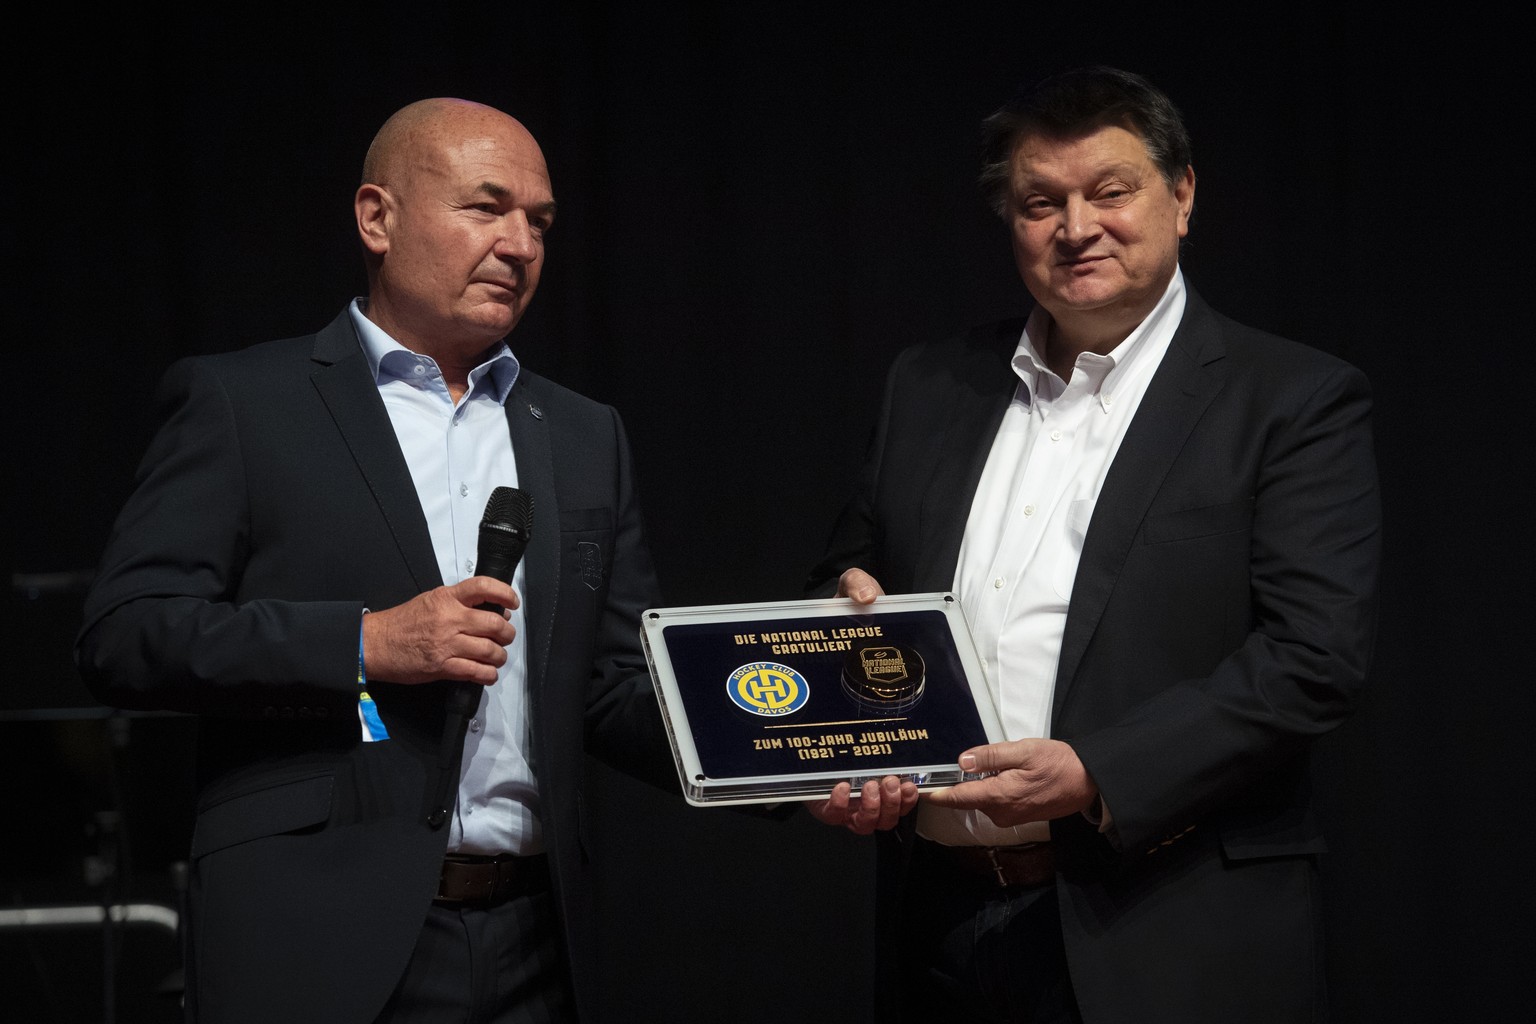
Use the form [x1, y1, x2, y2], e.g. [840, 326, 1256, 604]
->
[808, 567, 908, 832]
[360, 577, 519, 685]
[806, 776, 919, 835]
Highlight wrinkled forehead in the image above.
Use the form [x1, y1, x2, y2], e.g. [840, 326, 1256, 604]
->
[385, 128, 551, 211]
[440, 130, 549, 179]
[1008, 124, 1159, 177]
[1011, 119, 1186, 193]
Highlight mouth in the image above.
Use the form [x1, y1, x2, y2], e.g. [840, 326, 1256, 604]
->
[1058, 254, 1109, 274]
[475, 279, 522, 298]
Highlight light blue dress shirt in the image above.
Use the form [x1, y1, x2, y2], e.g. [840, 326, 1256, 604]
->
[350, 299, 542, 856]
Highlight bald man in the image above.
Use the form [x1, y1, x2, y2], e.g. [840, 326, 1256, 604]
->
[76, 98, 673, 1024]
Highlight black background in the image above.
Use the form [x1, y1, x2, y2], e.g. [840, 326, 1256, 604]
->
[4, 5, 1527, 1022]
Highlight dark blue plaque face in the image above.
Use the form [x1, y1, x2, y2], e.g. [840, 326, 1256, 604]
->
[643, 595, 1001, 803]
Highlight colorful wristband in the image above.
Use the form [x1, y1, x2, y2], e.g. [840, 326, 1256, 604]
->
[357, 614, 389, 742]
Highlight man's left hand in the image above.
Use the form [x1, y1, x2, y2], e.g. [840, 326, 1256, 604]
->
[925, 739, 1097, 827]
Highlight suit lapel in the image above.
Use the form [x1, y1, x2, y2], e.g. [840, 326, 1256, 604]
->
[914, 320, 1022, 589]
[308, 311, 443, 593]
[1052, 290, 1228, 712]
[504, 378, 557, 724]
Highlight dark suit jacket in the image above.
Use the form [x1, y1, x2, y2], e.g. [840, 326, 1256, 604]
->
[807, 286, 1381, 1022]
[75, 310, 674, 1024]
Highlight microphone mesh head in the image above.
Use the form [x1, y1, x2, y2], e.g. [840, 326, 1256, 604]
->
[482, 486, 533, 533]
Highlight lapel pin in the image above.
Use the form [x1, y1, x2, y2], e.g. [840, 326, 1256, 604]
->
[528, 404, 543, 420]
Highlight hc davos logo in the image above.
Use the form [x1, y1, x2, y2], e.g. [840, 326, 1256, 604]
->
[726, 662, 810, 717]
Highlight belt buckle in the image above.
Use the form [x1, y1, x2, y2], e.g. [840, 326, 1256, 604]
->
[486, 858, 508, 902]
[984, 842, 1051, 888]
[984, 846, 1011, 888]
[468, 865, 494, 904]
[440, 855, 499, 905]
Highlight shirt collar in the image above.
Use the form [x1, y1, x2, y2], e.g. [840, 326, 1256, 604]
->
[347, 298, 520, 404]
[1011, 267, 1186, 409]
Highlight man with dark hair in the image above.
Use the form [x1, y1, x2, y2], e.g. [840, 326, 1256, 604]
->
[807, 66, 1380, 1022]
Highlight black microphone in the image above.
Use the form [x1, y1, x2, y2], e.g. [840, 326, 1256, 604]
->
[474, 486, 533, 612]
[448, 487, 533, 717]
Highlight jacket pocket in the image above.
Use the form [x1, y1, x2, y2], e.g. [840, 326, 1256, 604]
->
[191, 773, 333, 857]
[561, 506, 614, 592]
[1218, 815, 1328, 862]
[1142, 497, 1255, 545]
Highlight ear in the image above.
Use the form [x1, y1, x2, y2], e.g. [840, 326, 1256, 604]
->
[1174, 165, 1196, 237]
[355, 183, 392, 256]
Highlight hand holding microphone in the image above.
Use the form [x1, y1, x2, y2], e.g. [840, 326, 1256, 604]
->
[358, 487, 533, 688]
[449, 487, 534, 714]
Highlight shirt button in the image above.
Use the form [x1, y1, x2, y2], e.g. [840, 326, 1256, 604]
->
[412, 364, 426, 376]
[464, 558, 475, 575]
[1023, 504, 1036, 516]
[993, 577, 1005, 589]
[460, 483, 469, 497]
[1050, 430, 1062, 442]
[469, 719, 482, 734]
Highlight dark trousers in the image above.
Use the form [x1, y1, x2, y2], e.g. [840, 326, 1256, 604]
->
[376, 882, 575, 1024]
[889, 838, 1082, 1024]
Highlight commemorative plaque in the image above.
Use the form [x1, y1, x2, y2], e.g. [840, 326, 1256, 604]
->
[639, 592, 1003, 806]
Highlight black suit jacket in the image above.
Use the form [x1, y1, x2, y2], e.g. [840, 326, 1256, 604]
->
[75, 310, 673, 1024]
[808, 286, 1381, 1022]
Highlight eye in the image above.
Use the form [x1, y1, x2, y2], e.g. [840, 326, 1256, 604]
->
[1019, 196, 1058, 219]
[1094, 185, 1136, 206]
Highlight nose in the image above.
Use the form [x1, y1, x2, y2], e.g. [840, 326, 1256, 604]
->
[1059, 195, 1100, 247]
[495, 212, 539, 264]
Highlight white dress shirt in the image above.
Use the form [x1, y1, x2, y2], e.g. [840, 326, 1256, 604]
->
[917, 270, 1187, 846]
[351, 300, 542, 856]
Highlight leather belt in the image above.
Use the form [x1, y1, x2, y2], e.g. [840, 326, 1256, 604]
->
[938, 842, 1056, 889]
[435, 853, 549, 907]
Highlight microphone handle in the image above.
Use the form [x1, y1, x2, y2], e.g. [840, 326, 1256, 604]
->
[455, 564, 521, 712]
